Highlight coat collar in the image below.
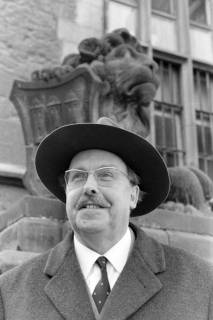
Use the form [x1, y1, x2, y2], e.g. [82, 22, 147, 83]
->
[43, 223, 166, 320]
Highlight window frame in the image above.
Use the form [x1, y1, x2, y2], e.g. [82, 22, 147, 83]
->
[154, 101, 184, 166]
[193, 66, 213, 179]
[153, 57, 185, 167]
[189, 0, 211, 28]
[103, 0, 139, 35]
[151, 0, 176, 18]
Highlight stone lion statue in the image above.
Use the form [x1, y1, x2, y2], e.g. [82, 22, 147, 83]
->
[32, 29, 159, 137]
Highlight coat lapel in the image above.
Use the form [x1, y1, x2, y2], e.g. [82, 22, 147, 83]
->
[101, 224, 166, 320]
[43, 233, 95, 320]
[42, 224, 166, 320]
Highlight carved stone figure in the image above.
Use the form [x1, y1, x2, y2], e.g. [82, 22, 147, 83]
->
[32, 28, 159, 137]
[10, 28, 159, 198]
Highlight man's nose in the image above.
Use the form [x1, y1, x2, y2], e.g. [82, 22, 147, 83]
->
[82, 173, 99, 195]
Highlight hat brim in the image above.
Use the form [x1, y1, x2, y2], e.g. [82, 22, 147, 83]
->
[35, 123, 170, 216]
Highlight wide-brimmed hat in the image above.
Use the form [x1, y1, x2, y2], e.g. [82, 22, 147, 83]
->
[35, 118, 170, 216]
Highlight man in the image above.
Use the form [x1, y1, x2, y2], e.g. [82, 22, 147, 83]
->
[0, 117, 212, 319]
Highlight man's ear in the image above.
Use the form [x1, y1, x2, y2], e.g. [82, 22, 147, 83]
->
[130, 185, 140, 209]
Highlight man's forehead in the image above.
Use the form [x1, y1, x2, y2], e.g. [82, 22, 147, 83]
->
[69, 149, 127, 169]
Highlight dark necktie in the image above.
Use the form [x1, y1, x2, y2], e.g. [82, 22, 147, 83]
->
[92, 256, 111, 313]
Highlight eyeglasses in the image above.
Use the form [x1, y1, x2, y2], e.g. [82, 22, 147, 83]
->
[64, 166, 129, 189]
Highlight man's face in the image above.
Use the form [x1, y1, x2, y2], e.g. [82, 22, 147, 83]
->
[65, 149, 139, 244]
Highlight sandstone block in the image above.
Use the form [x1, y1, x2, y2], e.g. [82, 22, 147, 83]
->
[0, 250, 39, 274]
[168, 230, 213, 264]
[136, 208, 213, 237]
[142, 227, 169, 245]
[17, 217, 63, 253]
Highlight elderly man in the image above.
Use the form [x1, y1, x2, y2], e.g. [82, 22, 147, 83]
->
[0, 118, 213, 320]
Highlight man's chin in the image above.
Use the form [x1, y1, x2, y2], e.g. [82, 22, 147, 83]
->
[73, 209, 109, 232]
[76, 218, 107, 233]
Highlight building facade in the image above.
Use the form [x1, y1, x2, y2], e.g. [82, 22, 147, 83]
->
[1, 0, 213, 191]
[103, 0, 213, 181]
[53, 0, 213, 180]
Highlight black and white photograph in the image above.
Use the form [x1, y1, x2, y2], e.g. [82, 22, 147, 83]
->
[0, 0, 212, 319]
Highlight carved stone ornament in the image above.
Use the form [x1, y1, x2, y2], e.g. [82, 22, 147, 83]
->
[10, 28, 159, 198]
[10, 66, 103, 196]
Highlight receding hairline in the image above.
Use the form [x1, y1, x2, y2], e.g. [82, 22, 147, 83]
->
[69, 149, 128, 171]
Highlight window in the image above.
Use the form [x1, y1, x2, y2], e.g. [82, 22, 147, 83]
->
[189, 0, 210, 25]
[105, 0, 138, 35]
[194, 68, 213, 180]
[154, 59, 184, 166]
[151, 0, 175, 15]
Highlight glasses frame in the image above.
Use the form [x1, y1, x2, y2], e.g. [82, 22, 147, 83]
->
[64, 166, 130, 189]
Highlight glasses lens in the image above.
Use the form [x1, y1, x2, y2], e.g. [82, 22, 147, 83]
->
[95, 167, 120, 186]
[65, 169, 88, 188]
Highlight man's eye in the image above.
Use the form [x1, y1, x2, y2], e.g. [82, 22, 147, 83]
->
[97, 170, 114, 180]
[71, 172, 86, 181]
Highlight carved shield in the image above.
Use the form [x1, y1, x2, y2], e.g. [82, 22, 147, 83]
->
[10, 66, 103, 197]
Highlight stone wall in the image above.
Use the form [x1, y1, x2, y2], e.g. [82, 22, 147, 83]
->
[0, 0, 64, 181]
[0, 0, 106, 264]
[0, 0, 65, 118]
[133, 210, 213, 265]
[0, 0, 105, 208]
[0, 0, 79, 206]
[0, 0, 104, 120]
[0, 196, 213, 273]
[57, 0, 104, 58]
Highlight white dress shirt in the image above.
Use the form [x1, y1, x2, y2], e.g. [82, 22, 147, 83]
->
[74, 227, 134, 294]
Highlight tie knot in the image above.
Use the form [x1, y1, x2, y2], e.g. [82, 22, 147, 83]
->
[96, 256, 108, 269]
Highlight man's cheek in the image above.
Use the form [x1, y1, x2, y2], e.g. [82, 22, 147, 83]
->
[66, 191, 79, 207]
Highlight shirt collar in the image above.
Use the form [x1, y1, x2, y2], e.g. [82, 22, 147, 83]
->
[74, 227, 134, 278]
[74, 236, 100, 279]
[105, 228, 133, 273]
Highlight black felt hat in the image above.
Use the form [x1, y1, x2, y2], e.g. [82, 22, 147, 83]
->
[35, 118, 170, 216]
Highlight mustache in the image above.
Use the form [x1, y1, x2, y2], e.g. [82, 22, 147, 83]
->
[76, 195, 111, 209]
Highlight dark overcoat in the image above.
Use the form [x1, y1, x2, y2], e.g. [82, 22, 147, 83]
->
[0, 223, 212, 320]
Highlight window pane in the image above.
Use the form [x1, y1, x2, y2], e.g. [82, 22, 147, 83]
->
[155, 59, 181, 104]
[153, 59, 183, 167]
[152, 0, 172, 14]
[196, 124, 204, 153]
[193, 70, 200, 109]
[207, 160, 213, 181]
[175, 111, 183, 151]
[172, 67, 181, 105]
[204, 126, 213, 154]
[199, 158, 205, 171]
[165, 117, 175, 148]
[166, 152, 175, 167]
[210, 75, 213, 112]
[200, 73, 208, 111]
[162, 64, 171, 103]
[155, 115, 164, 147]
[193, 69, 212, 112]
[189, 0, 207, 24]
[107, 1, 137, 35]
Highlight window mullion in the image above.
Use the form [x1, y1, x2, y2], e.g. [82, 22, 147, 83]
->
[197, 71, 202, 111]
[206, 72, 211, 113]
[169, 62, 174, 104]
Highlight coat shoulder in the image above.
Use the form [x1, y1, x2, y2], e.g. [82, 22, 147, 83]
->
[163, 242, 213, 270]
[162, 242, 213, 289]
[0, 250, 49, 288]
[0, 231, 73, 288]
